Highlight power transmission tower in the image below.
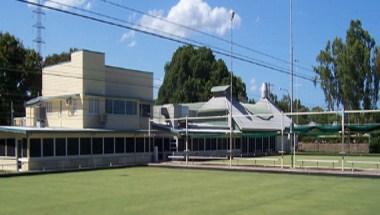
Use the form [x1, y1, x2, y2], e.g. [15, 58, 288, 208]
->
[33, 0, 45, 56]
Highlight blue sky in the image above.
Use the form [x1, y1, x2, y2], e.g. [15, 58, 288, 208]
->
[1, 0, 379, 107]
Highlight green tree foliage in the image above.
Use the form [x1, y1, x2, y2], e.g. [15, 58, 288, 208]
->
[0, 32, 41, 124]
[269, 92, 310, 124]
[156, 45, 247, 104]
[44, 48, 78, 67]
[314, 20, 380, 110]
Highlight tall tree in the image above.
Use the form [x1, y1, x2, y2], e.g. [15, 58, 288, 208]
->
[314, 20, 379, 110]
[43, 48, 78, 67]
[0, 32, 41, 125]
[157, 45, 247, 104]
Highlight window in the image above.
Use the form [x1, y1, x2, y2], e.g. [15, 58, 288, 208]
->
[115, 138, 125, 153]
[5, 139, 15, 157]
[140, 104, 151, 117]
[80, 138, 91, 155]
[88, 99, 99, 114]
[126, 101, 137, 115]
[126, 137, 135, 153]
[46, 102, 53, 113]
[113, 100, 125, 114]
[136, 138, 144, 152]
[106, 99, 113, 113]
[92, 138, 103, 154]
[67, 138, 79, 156]
[43, 138, 54, 157]
[104, 137, 114, 154]
[55, 138, 66, 156]
[199, 138, 205, 151]
[0, 139, 5, 156]
[69, 99, 79, 115]
[164, 138, 170, 152]
[30, 138, 41, 157]
[192, 138, 199, 151]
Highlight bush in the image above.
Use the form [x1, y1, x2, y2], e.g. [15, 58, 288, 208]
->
[369, 135, 380, 153]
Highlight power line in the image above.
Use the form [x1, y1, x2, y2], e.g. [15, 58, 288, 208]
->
[44, 0, 313, 79]
[17, 0, 317, 82]
[97, 0, 315, 74]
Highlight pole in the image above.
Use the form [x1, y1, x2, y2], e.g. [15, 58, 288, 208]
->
[10, 100, 14, 126]
[148, 117, 151, 161]
[281, 112, 284, 168]
[289, 0, 295, 168]
[185, 116, 189, 165]
[341, 109, 345, 171]
[229, 11, 235, 167]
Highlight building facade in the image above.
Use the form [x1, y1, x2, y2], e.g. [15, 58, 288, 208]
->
[0, 50, 173, 172]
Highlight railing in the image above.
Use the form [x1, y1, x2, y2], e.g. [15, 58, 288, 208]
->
[297, 159, 339, 169]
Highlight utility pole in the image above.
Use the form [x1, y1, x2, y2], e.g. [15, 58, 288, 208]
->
[229, 11, 235, 167]
[289, 0, 295, 168]
[10, 101, 14, 126]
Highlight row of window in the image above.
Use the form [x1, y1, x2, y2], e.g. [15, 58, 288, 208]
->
[45, 99, 79, 115]
[29, 137, 171, 158]
[105, 99, 151, 117]
[0, 139, 27, 157]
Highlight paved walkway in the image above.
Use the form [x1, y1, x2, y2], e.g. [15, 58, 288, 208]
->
[149, 162, 380, 178]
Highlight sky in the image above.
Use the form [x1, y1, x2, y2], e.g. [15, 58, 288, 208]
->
[1, 0, 379, 108]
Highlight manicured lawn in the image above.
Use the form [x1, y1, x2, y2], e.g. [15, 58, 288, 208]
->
[1, 167, 380, 215]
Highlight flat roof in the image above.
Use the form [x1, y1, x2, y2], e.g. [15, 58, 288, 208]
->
[0, 126, 161, 135]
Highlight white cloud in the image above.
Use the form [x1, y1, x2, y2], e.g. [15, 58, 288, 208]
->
[120, 30, 137, 47]
[250, 78, 257, 92]
[28, 0, 89, 10]
[138, 0, 241, 37]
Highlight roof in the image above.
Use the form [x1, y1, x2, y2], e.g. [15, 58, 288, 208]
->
[194, 96, 292, 131]
[210, 85, 230, 93]
[25, 94, 80, 106]
[0, 126, 158, 135]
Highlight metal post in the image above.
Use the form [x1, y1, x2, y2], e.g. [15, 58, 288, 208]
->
[229, 11, 235, 168]
[341, 109, 345, 171]
[281, 112, 284, 168]
[289, 0, 295, 169]
[10, 100, 14, 126]
[185, 116, 189, 165]
[148, 118, 151, 161]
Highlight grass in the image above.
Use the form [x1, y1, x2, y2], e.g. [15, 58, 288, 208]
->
[204, 154, 380, 169]
[1, 167, 380, 215]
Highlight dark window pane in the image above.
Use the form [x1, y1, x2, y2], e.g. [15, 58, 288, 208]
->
[113, 100, 125, 114]
[6, 139, 15, 157]
[106, 99, 113, 114]
[193, 138, 199, 151]
[92, 138, 103, 154]
[115, 138, 125, 153]
[0, 139, 5, 156]
[126, 137, 135, 153]
[154, 138, 163, 152]
[67, 138, 79, 156]
[30, 138, 41, 157]
[80, 138, 91, 155]
[136, 138, 144, 152]
[140, 104, 151, 117]
[43, 138, 54, 157]
[211, 139, 217, 150]
[55, 138, 66, 156]
[126, 101, 137, 115]
[199, 138, 205, 151]
[178, 139, 184, 152]
[104, 137, 114, 154]
[163, 138, 170, 151]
